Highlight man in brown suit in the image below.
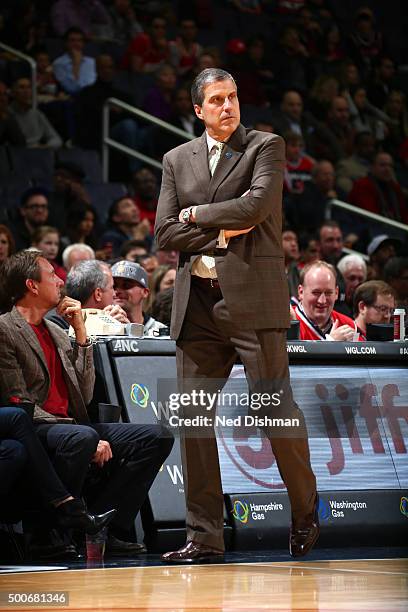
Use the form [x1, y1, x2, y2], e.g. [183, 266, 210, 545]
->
[155, 68, 318, 562]
[0, 251, 173, 557]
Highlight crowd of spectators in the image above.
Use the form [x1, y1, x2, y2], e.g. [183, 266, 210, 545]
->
[0, 0, 408, 562]
[0, 2, 406, 335]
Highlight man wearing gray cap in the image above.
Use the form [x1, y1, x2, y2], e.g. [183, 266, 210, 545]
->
[112, 261, 167, 336]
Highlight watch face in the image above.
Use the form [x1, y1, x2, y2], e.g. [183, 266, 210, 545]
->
[182, 209, 191, 223]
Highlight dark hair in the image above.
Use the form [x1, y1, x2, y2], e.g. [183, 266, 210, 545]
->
[108, 194, 132, 224]
[383, 257, 408, 281]
[66, 202, 98, 248]
[318, 220, 341, 234]
[353, 280, 395, 316]
[0, 224, 16, 257]
[0, 250, 42, 312]
[120, 239, 149, 258]
[191, 68, 236, 106]
[64, 27, 85, 40]
[20, 187, 49, 208]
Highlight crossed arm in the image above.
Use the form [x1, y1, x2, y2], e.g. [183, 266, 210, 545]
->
[155, 135, 285, 252]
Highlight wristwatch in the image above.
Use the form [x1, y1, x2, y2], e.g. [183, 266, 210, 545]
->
[181, 206, 193, 224]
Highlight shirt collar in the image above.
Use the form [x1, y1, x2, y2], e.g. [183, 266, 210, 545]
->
[206, 131, 228, 152]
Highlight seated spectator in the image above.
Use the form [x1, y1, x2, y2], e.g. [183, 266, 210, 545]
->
[51, 0, 112, 39]
[366, 234, 401, 281]
[53, 28, 97, 96]
[272, 27, 309, 95]
[346, 7, 383, 80]
[130, 167, 159, 232]
[101, 196, 151, 258]
[8, 188, 50, 251]
[62, 243, 95, 271]
[232, 35, 273, 107]
[136, 253, 159, 276]
[298, 233, 320, 268]
[149, 264, 176, 305]
[293, 260, 357, 341]
[169, 19, 202, 78]
[348, 152, 408, 223]
[337, 253, 367, 316]
[308, 75, 339, 122]
[383, 257, 408, 312]
[61, 202, 99, 250]
[354, 280, 396, 339]
[112, 261, 166, 335]
[108, 0, 143, 45]
[318, 220, 348, 311]
[48, 162, 91, 232]
[0, 250, 173, 557]
[119, 239, 148, 261]
[31, 225, 67, 282]
[34, 48, 61, 101]
[367, 56, 399, 110]
[9, 78, 63, 148]
[64, 259, 129, 325]
[283, 131, 314, 196]
[155, 248, 178, 268]
[272, 90, 322, 153]
[0, 406, 115, 556]
[74, 54, 140, 152]
[149, 87, 202, 160]
[122, 17, 170, 73]
[336, 131, 376, 195]
[383, 90, 408, 160]
[0, 225, 15, 265]
[0, 81, 26, 145]
[345, 84, 388, 141]
[311, 95, 355, 163]
[143, 64, 177, 121]
[286, 161, 344, 233]
[282, 227, 300, 299]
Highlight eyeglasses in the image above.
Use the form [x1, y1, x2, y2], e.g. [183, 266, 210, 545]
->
[369, 304, 394, 316]
[25, 204, 48, 210]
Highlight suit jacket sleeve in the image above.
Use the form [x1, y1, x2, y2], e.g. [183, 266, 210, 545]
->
[155, 154, 220, 252]
[195, 135, 285, 229]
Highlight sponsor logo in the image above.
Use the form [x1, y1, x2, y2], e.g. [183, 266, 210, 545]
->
[232, 500, 250, 524]
[320, 499, 368, 519]
[232, 499, 284, 523]
[287, 344, 307, 353]
[318, 498, 331, 521]
[112, 338, 140, 353]
[344, 346, 376, 355]
[400, 497, 408, 518]
[130, 383, 149, 408]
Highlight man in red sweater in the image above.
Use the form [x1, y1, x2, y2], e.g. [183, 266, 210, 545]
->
[293, 260, 358, 340]
[348, 152, 408, 223]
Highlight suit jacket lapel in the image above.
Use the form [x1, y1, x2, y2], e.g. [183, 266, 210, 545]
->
[189, 131, 211, 197]
[208, 124, 246, 202]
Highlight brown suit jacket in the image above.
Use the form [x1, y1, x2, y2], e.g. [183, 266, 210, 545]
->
[0, 307, 95, 423]
[155, 124, 290, 339]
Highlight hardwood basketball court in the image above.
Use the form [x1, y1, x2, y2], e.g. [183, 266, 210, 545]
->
[1, 556, 407, 611]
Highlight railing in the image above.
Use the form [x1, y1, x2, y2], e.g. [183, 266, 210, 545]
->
[0, 42, 37, 109]
[102, 97, 194, 181]
[101, 100, 408, 240]
[329, 198, 408, 234]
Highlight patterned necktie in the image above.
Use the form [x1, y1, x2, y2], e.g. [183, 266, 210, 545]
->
[209, 142, 224, 176]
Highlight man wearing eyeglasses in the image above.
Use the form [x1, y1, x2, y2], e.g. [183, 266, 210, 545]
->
[9, 187, 49, 251]
[354, 280, 396, 339]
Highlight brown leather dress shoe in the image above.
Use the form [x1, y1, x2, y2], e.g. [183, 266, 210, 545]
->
[289, 495, 320, 558]
[161, 541, 224, 563]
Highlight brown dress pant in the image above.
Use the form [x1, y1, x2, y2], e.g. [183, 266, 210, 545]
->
[176, 279, 317, 550]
